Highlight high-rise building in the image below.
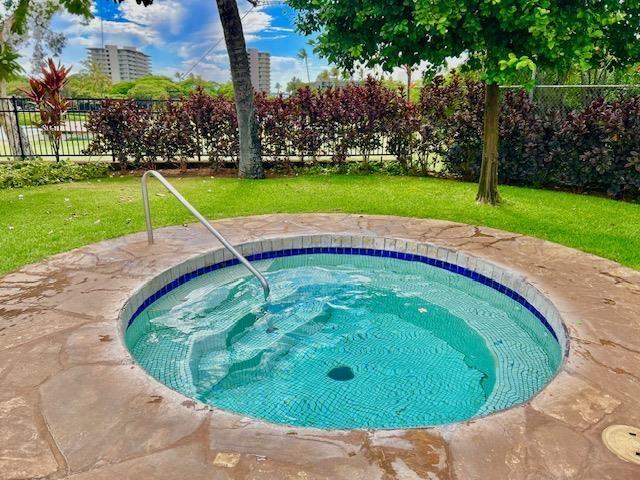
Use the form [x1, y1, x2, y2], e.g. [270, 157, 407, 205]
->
[87, 45, 151, 83]
[247, 48, 271, 93]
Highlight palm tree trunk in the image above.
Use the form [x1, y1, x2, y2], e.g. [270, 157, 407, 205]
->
[305, 59, 310, 84]
[215, 0, 264, 179]
[476, 83, 501, 205]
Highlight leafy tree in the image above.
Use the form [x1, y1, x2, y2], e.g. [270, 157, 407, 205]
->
[109, 80, 136, 97]
[109, 75, 180, 99]
[316, 68, 345, 88]
[28, 1, 67, 74]
[65, 59, 112, 97]
[0, 0, 91, 158]
[63, 72, 233, 100]
[116, 0, 264, 178]
[215, 82, 235, 99]
[81, 58, 111, 96]
[286, 76, 305, 94]
[6, 76, 29, 96]
[128, 83, 170, 100]
[179, 75, 223, 96]
[290, 0, 640, 204]
[316, 70, 330, 83]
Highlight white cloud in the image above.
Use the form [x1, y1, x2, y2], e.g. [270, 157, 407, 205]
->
[57, 13, 163, 47]
[38, 1, 315, 89]
[267, 26, 294, 33]
[118, 0, 186, 36]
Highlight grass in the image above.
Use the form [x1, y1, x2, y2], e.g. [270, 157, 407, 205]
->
[16, 111, 88, 127]
[0, 137, 92, 157]
[1, 174, 639, 275]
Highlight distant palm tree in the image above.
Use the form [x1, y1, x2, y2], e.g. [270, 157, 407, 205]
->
[275, 82, 282, 94]
[297, 48, 311, 83]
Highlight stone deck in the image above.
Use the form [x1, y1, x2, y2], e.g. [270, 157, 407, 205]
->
[1, 214, 639, 480]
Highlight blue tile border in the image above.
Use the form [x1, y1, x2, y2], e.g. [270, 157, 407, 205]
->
[126, 247, 559, 342]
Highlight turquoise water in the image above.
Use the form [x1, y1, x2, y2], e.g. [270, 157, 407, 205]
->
[126, 254, 562, 429]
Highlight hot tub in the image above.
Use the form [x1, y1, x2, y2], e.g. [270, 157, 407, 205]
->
[121, 235, 566, 429]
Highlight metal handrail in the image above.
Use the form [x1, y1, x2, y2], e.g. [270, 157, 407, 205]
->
[141, 170, 270, 299]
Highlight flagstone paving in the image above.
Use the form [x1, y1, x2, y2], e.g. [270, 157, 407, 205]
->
[1, 214, 639, 479]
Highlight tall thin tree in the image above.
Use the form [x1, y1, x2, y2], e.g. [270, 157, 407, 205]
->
[403, 64, 412, 102]
[297, 48, 311, 84]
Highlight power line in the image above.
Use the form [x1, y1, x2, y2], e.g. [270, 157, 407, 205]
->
[179, 5, 256, 80]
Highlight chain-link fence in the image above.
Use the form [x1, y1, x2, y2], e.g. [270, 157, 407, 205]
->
[501, 84, 640, 117]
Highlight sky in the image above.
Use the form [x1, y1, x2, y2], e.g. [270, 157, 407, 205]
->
[37, 0, 358, 89]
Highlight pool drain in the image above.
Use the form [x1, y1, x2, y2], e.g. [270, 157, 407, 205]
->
[602, 425, 640, 465]
[328, 366, 354, 381]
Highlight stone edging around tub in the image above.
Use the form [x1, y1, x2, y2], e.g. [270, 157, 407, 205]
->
[119, 234, 568, 355]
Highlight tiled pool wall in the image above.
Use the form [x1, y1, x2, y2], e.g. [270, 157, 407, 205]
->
[119, 235, 568, 355]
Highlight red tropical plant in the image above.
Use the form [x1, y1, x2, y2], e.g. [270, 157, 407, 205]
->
[84, 99, 149, 169]
[183, 87, 238, 167]
[22, 59, 72, 162]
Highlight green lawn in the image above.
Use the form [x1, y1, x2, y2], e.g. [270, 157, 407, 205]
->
[1, 174, 639, 275]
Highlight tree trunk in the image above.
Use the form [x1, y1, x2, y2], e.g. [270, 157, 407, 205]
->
[0, 13, 33, 159]
[215, 0, 264, 179]
[405, 65, 412, 102]
[0, 91, 32, 159]
[476, 83, 500, 205]
[304, 58, 310, 84]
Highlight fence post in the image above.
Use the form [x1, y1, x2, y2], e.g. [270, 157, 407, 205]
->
[11, 96, 25, 160]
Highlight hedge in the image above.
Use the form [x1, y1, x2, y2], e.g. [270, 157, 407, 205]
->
[84, 77, 640, 198]
[0, 160, 110, 189]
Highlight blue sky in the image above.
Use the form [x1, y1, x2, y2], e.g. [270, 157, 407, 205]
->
[43, 0, 333, 88]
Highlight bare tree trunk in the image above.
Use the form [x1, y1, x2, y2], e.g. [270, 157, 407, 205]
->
[216, 0, 264, 179]
[476, 83, 501, 205]
[404, 64, 412, 102]
[304, 58, 310, 84]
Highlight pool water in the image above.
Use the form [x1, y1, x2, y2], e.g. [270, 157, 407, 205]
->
[125, 254, 562, 429]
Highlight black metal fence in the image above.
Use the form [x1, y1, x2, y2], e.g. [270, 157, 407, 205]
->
[0, 97, 167, 161]
[1, 84, 639, 161]
[0, 96, 394, 162]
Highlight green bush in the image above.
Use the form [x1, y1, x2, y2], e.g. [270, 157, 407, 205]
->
[0, 160, 110, 188]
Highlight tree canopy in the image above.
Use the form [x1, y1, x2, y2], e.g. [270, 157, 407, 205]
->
[61, 73, 233, 99]
[290, 0, 640, 204]
[0, 0, 92, 82]
[290, 0, 640, 86]
[286, 76, 306, 93]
